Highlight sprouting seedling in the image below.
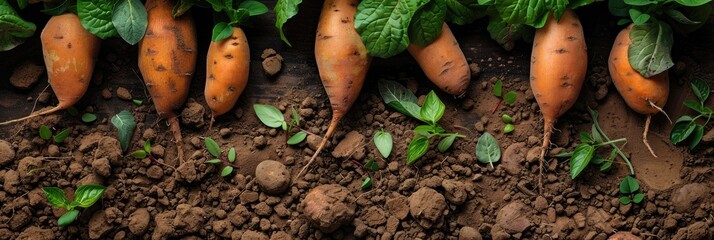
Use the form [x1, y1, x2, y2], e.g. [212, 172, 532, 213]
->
[555, 107, 633, 179]
[619, 176, 645, 205]
[254, 104, 310, 145]
[373, 129, 393, 158]
[42, 184, 106, 226]
[502, 114, 515, 134]
[131, 140, 153, 159]
[132, 99, 143, 106]
[360, 158, 380, 190]
[492, 79, 518, 113]
[39, 125, 71, 143]
[81, 113, 97, 123]
[670, 78, 711, 150]
[204, 137, 239, 177]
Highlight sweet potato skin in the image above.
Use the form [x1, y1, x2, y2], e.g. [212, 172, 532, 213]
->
[609, 24, 669, 115]
[138, 0, 197, 118]
[530, 10, 587, 121]
[205, 27, 250, 117]
[408, 23, 470, 96]
[41, 13, 100, 108]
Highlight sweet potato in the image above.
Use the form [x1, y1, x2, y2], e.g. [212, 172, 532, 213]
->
[0, 13, 100, 125]
[138, 0, 197, 163]
[205, 27, 250, 128]
[609, 24, 669, 157]
[407, 23, 470, 96]
[531, 10, 587, 190]
[298, 0, 372, 177]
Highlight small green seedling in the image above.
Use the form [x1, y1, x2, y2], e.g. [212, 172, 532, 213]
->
[360, 158, 380, 190]
[42, 184, 106, 226]
[39, 125, 71, 143]
[373, 129, 393, 158]
[501, 114, 515, 134]
[378, 80, 465, 164]
[671, 78, 711, 149]
[81, 113, 97, 123]
[619, 176, 645, 205]
[555, 108, 633, 179]
[476, 132, 501, 169]
[492, 79, 518, 113]
[204, 137, 239, 177]
[132, 99, 143, 106]
[131, 140, 153, 159]
[254, 104, 309, 145]
[112, 110, 136, 153]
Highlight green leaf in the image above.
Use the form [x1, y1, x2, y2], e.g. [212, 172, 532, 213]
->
[675, 0, 711, 7]
[620, 176, 640, 194]
[671, 120, 696, 144]
[212, 22, 234, 42]
[684, 99, 704, 113]
[40, 0, 70, 16]
[619, 196, 632, 205]
[81, 113, 97, 123]
[172, 0, 197, 17]
[608, 0, 630, 17]
[113, 0, 148, 45]
[628, 22, 674, 77]
[600, 160, 613, 171]
[239, 0, 268, 16]
[493, 79, 502, 97]
[54, 129, 70, 143]
[274, 0, 301, 46]
[42, 187, 69, 208]
[591, 124, 603, 143]
[58, 209, 79, 226]
[364, 159, 379, 172]
[378, 80, 422, 120]
[17, 0, 28, 9]
[503, 124, 515, 134]
[72, 184, 105, 208]
[494, 0, 549, 28]
[592, 155, 605, 164]
[546, 0, 567, 20]
[144, 140, 151, 153]
[291, 106, 300, 126]
[502, 114, 512, 123]
[688, 125, 704, 149]
[221, 166, 234, 177]
[355, 0, 430, 58]
[617, 18, 632, 26]
[476, 132, 500, 168]
[226, 8, 250, 25]
[443, 0, 484, 25]
[624, 0, 657, 6]
[633, 193, 645, 203]
[580, 132, 593, 143]
[131, 150, 147, 159]
[437, 134, 457, 152]
[668, 3, 711, 34]
[420, 91, 446, 125]
[77, 0, 119, 39]
[205, 159, 222, 164]
[569, 144, 595, 179]
[629, 8, 650, 25]
[486, 14, 527, 51]
[228, 147, 236, 162]
[66, 107, 79, 116]
[253, 104, 286, 128]
[287, 131, 307, 145]
[408, 0, 446, 46]
[132, 99, 143, 106]
[205, 137, 221, 158]
[691, 78, 710, 103]
[361, 177, 373, 189]
[39, 125, 52, 140]
[407, 135, 430, 164]
[666, 9, 701, 25]
[111, 111, 136, 152]
[554, 151, 572, 158]
[504, 91, 517, 105]
[414, 125, 433, 135]
[374, 130, 393, 158]
[0, 0, 36, 51]
[205, 0, 223, 11]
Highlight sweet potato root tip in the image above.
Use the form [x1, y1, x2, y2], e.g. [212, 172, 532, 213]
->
[538, 119, 554, 194]
[643, 115, 657, 158]
[168, 115, 185, 164]
[0, 106, 62, 126]
[297, 115, 342, 178]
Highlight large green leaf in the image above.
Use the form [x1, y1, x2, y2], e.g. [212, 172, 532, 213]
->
[77, 0, 119, 39]
[409, 0, 446, 46]
[675, 0, 711, 7]
[111, 110, 136, 152]
[0, 0, 36, 51]
[274, 0, 302, 46]
[112, 0, 147, 45]
[494, 0, 549, 28]
[355, 0, 430, 58]
[442, 0, 484, 25]
[668, 4, 712, 34]
[628, 22, 674, 77]
[486, 14, 527, 51]
[378, 80, 422, 120]
[569, 144, 595, 179]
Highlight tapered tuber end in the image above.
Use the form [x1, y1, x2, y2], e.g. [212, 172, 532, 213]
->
[0, 106, 63, 126]
[168, 116, 185, 164]
[643, 115, 657, 158]
[296, 115, 342, 179]
[539, 119, 554, 194]
[208, 112, 215, 131]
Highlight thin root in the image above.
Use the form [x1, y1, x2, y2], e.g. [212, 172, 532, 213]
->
[0, 105, 62, 126]
[168, 116, 185, 165]
[538, 120, 554, 195]
[643, 115, 657, 158]
[648, 100, 671, 124]
[296, 116, 341, 179]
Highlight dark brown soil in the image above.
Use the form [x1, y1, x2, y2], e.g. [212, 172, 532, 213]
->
[1, 3, 713, 240]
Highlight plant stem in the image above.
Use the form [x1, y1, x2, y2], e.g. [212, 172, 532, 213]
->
[589, 109, 635, 175]
[491, 99, 503, 114]
[595, 138, 627, 147]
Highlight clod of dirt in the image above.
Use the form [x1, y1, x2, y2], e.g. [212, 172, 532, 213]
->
[173, 204, 206, 234]
[702, 128, 714, 142]
[37, 92, 50, 103]
[243, 230, 269, 240]
[129, 208, 151, 235]
[116, 87, 132, 100]
[4, 170, 21, 194]
[10, 62, 45, 90]
[502, 142, 527, 175]
[459, 226, 483, 240]
[301, 184, 356, 233]
[96, 137, 123, 165]
[386, 194, 410, 220]
[0, 140, 15, 165]
[672, 221, 710, 240]
[175, 160, 198, 183]
[492, 201, 532, 237]
[608, 232, 641, 240]
[306, 135, 321, 151]
[442, 179, 468, 205]
[270, 231, 292, 240]
[151, 211, 176, 240]
[17, 226, 54, 240]
[17, 156, 42, 181]
[261, 48, 277, 59]
[89, 211, 112, 239]
[332, 131, 365, 159]
[469, 63, 481, 78]
[361, 206, 387, 227]
[409, 187, 447, 229]
[255, 160, 290, 195]
[181, 101, 206, 128]
[261, 48, 283, 77]
[9, 209, 30, 230]
[92, 157, 111, 177]
[101, 88, 112, 99]
[671, 183, 710, 213]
